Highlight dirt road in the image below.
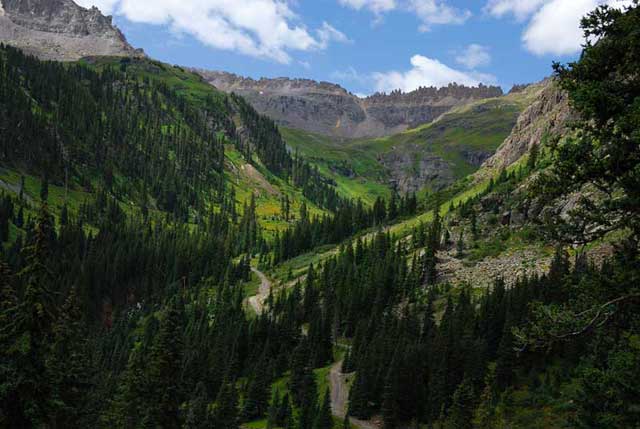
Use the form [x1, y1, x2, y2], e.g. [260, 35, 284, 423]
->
[330, 360, 379, 429]
[247, 267, 272, 315]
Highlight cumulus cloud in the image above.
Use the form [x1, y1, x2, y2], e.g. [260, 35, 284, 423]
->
[337, 0, 397, 14]
[408, 0, 471, 31]
[455, 44, 491, 69]
[337, 0, 470, 30]
[73, 0, 348, 64]
[317, 22, 351, 48]
[485, 0, 633, 56]
[75, 0, 120, 14]
[372, 55, 496, 93]
[484, 0, 547, 21]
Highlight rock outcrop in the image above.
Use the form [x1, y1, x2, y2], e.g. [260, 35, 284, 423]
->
[0, 0, 143, 61]
[482, 79, 574, 171]
[195, 70, 503, 139]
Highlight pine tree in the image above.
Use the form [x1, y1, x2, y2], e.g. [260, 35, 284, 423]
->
[40, 175, 49, 202]
[242, 358, 271, 421]
[267, 389, 281, 429]
[278, 393, 293, 428]
[143, 296, 184, 428]
[342, 412, 351, 429]
[445, 377, 475, 429]
[382, 354, 399, 429]
[527, 142, 539, 171]
[0, 204, 56, 427]
[313, 390, 333, 429]
[212, 379, 239, 429]
[473, 365, 497, 429]
[184, 382, 212, 429]
[48, 287, 92, 427]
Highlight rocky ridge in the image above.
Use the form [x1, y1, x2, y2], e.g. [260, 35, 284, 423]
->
[0, 0, 142, 61]
[481, 78, 574, 172]
[195, 70, 503, 139]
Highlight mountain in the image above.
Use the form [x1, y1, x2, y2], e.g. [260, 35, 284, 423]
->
[195, 69, 503, 139]
[0, 0, 143, 60]
[2, 2, 639, 429]
[282, 85, 541, 195]
[480, 78, 574, 173]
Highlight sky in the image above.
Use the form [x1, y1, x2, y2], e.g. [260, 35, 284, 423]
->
[74, 0, 632, 95]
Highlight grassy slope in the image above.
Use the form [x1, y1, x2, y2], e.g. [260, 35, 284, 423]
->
[283, 88, 539, 201]
[0, 56, 328, 235]
[281, 127, 390, 205]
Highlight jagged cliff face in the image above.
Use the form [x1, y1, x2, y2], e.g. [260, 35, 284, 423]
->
[196, 70, 503, 139]
[0, 0, 142, 61]
[482, 79, 574, 171]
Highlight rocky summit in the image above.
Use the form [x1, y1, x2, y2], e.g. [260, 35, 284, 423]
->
[196, 69, 503, 139]
[0, 0, 142, 61]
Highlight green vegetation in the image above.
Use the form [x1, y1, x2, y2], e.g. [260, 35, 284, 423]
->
[281, 127, 390, 205]
[2, 2, 640, 428]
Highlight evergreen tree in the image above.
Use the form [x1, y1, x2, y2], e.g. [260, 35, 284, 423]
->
[0, 204, 55, 427]
[212, 379, 239, 429]
[445, 377, 475, 429]
[48, 287, 92, 427]
[184, 382, 212, 429]
[142, 296, 184, 428]
[313, 390, 333, 429]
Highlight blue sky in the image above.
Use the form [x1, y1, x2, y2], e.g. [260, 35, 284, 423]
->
[75, 0, 629, 94]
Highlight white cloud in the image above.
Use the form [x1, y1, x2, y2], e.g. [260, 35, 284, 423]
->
[408, 0, 471, 32]
[75, 0, 120, 14]
[330, 66, 371, 88]
[337, 0, 397, 14]
[484, 0, 547, 21]
[73, 0, 348, 64]
[455, 44, 491, 69]
[317, 22, 351, 48]
[372, 54, 496, 93]
[337, 0, 470, 30]
[522, 0, 596, 56]
[485, 0, 633, 56]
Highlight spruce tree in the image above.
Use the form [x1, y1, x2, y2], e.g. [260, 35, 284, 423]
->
[212, 379, 239, 429]
[313, 390, 333, 429]
[184, 382, 212, 429]
[48, 287, 92, 428]
[0, 204, 55, 427]
[143, 296, 184, 428]
[445, 377, 475, 429]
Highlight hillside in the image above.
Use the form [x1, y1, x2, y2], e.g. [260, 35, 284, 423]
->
[282, 84, 541, 196]
[1, 2, 640, 429]
[196, 69, 503, 139]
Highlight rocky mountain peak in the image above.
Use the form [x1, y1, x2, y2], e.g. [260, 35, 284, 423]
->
[196, 69, 504, 139]
[0, 0, 143, 61]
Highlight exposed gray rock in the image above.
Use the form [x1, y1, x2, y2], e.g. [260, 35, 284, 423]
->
[482, 79, 574, 171]
[461, 149, 492, 167]
[0, 0, 143, 61]
[194, 70, 503, 139]
[382, 149, 454, 193]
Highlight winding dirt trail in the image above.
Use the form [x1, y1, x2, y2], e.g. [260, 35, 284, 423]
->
[248, 267, 272, 315]
[330, 360, 379, 429]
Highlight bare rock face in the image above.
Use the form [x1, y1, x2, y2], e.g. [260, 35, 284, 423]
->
[0, 0, 143, 61]
[382, 149, 455, 193]
[482, 79, 574, 170]
[195, 70, 503, 139]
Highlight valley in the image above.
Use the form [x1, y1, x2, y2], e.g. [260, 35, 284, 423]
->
[0, 1, 639, 429]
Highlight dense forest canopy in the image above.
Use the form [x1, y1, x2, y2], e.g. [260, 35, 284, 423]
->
[0, 1, 639, 428]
